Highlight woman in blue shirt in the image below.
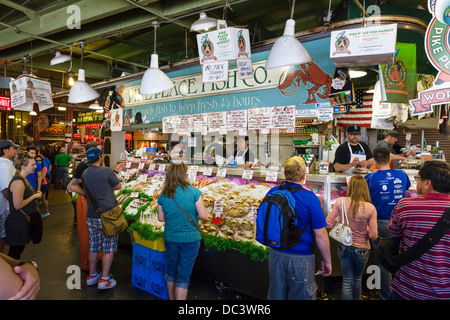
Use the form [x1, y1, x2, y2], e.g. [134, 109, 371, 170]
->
[157, 163, 207, 300]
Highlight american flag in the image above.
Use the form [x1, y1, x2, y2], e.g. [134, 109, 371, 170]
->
[336, 89, 373, 127]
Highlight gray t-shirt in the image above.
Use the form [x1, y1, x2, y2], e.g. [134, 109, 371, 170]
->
[376, 140, 395, 154]
[83, 166, 120, 219]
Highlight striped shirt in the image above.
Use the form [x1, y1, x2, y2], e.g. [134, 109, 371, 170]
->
[388, 192, 450, 300]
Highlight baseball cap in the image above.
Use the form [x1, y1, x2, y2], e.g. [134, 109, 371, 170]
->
[85, 141, 101, 150]
[85, 147, 103, 163]
[346, 124, 361, 134]
[0, 139, 20, 149]
[387, 130, 399, 138]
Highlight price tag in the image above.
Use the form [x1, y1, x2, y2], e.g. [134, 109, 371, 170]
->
[203, 167, 213, 176]
[125, 171, 130, 180]
[242, 170, 254, 180]
[250, 206, 258, 224]
[212, 200, 224, 225]
[216, 168, 227, 178]
[188, 171, 197, 183]
[125, 161, 132, 168]
[148, 163, 156, 171]
[158, 164, 166, 172]
[188, 166, 199, 175]
[265, 171, 278, 182]
[138, 162, 145, 170]
[139, 175, 147, 183]
[130, 192, 139, 198]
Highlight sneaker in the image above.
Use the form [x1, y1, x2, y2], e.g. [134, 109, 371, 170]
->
[98, 275, 116, 290]
[42, 211, 50, 218]
[86, 272, 101, 286]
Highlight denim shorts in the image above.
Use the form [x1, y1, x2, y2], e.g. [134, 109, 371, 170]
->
[164, 240, 201, 289]
[86, 218, 118, 254]
[268, 249, 318, 300]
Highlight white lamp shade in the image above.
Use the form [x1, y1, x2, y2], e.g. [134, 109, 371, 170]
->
[265, 19, 313, 69]
[139, 54, 174, 95]
[68, 69, 100, 104]
[89, 100, 102, 109]
[50, 51, 71, 66]
[190, 11, 217, 32]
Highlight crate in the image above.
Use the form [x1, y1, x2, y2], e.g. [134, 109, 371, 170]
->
[132, 231, 165, 252]
[131, 243, 169, 300]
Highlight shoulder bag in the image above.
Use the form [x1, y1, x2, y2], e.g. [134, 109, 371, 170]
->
[329, 198, 353, 246]
[377, 207, 450, 273]
[173, 199, 202, 232]
[82, 180, 128, 238]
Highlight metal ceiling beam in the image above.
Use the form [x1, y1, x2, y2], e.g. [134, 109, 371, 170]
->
[0, 0, 40, 20]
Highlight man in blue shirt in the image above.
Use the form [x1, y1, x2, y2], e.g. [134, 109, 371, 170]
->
[267, 156, 331, 300]
[365, 147, 410, 300]
[25, 147, 43, 192]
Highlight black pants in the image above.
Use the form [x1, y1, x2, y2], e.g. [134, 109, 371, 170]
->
[8, 245, 25, 260]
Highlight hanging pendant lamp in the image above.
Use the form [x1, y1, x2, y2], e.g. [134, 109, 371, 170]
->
[68, 41, 99, 104]
[265, 0, 313, 69]
[190, 12, 218, 32]
[140, 21, 174, 95]
[50, 50, 71, 66]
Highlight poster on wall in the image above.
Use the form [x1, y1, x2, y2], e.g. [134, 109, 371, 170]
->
[381, 42, 417, 104]
[191, 113, 208, 132]
[270, 105, 296, 129]
[248, 107, 271, 130]
[162, 116, 177, 133]
[208, 111, 227, 132]
[410, 2, 450, 115]
[110, 107, 123, 131]
[177, 114, 192, 133]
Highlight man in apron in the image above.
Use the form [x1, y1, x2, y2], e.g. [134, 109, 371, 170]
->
[333, 124, 374, 173]
[234, 136, 255, 169]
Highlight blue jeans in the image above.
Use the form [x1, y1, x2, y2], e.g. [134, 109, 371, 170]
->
[370, 219, 392, 300]
[337, 244, 370, 300]
[164, 240, 201, 289]
[55, 166, 68, 189]
[268, 249, 318, 300]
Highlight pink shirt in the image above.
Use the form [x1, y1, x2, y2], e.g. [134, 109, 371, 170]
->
[326, 197, 378, 249]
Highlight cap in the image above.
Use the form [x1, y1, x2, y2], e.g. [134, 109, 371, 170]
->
[85, 147, 103, 163]
[387, 130, 399, 138]
[0, 139, 20, 149]
[346, 124, 361, 134]
[85, 141, 101, 150]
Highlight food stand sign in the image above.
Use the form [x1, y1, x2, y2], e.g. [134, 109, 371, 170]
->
[330, 24, 397, 67]
[410, 0, 450, 115]
[9, 76, 53, 111]
[76, 111, 103, 125]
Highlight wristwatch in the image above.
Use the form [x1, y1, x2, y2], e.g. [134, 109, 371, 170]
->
[17, 261, 39, 271]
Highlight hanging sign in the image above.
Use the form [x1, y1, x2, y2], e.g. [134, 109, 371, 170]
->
[330, 24, 397, 67]
[110, 107, 124, 131]
[207, 111, 227, 132]
[9, 76, 54, 111]
[197, 28, 252, 64]
[176, 114, 192, 133]
[237, 58, 254, 79]
[191, 113, 208, 132]
[410, 2, 450, 115]
[248, 107, 271, 130]
[226, 109, 247, 131]
[202, 60, 229, 83]
[162, 116, 177, 133]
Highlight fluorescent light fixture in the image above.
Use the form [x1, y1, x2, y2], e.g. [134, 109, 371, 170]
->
[140, 22, 174, 95]
[349, 70, 367, 78]
[265, 19, 313, 69]
[29, 111, 37, 116]
[89, 100, 103, 110]
[50, 50, 71, 66]
[58, 106, 66, 111]
[190, 11, 218, 32]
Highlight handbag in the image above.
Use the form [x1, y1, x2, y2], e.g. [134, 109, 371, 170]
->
[329, 198, 353, 246]
[377, 207, 450, 273]
[82, 181, 128, 238]
[20, 209, 43, 244]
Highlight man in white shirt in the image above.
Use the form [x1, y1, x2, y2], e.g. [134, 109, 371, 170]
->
[0, 140, 19, 253]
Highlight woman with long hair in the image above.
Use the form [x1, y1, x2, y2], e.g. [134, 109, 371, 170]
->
[6, 151, 42, 259]
[157, 163, 207, 300]
[326, 175, 378, 300]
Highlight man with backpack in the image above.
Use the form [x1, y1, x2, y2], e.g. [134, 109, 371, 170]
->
[257, 156, 332, 300]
